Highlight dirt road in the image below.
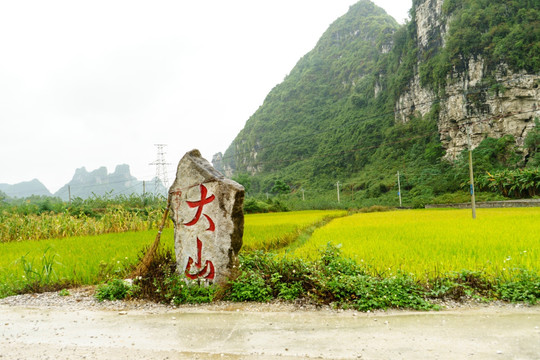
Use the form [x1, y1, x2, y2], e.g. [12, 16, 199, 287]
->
[1, 299, 539, 360]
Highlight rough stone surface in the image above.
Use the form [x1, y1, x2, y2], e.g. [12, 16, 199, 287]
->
[169, 149, 244, 286]
[440, 72, 540, 160]
[395, 0, 540, 159]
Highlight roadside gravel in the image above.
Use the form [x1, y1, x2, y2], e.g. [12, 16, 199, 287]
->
[0, 285, 532, 314]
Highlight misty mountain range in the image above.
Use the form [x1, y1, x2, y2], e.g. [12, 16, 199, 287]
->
[0, 165, 167, 200]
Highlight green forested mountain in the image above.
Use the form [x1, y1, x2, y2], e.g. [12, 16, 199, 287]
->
[221, 0, 540, 207]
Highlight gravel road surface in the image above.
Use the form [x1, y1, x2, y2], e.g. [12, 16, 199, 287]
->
[1, 288, 539, 359]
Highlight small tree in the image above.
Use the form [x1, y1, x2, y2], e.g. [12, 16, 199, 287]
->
[232, 173, 252, 194]
[271, 180, 289, 195]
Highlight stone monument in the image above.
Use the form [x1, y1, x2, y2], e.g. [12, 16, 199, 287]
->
[169, 149, 244, 286]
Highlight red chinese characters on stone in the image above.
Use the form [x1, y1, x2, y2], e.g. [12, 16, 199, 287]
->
[184, 184, 215, 231]
[183, 184, 215, 280]
[185, 238, 215, 280]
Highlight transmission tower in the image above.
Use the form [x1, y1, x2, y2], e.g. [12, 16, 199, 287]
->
[149, 144, 171, 195]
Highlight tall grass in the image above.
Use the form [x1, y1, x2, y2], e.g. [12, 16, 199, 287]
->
[288, 208, 540, 280]
[0, 207, 170, 243]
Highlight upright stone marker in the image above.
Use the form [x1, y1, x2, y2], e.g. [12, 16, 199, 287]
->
[169, 149, 244, 286]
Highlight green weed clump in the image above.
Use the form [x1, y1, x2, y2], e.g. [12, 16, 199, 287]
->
[427, 270, 494, 301]
[496, 270, 540, 305]
[1, 245, 74, 295]
[133, 249, 216, 305]
[95, 279, 139, 302]
[218, 245, 434, 311]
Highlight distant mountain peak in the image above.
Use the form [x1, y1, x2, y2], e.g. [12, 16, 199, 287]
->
[0, 179, 52, 198]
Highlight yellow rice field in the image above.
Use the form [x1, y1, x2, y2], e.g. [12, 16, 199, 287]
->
[288, 208, 540, 279]
[242, 210, 347, 250]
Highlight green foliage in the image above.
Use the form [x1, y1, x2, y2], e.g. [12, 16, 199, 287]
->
[234, 244, 538, 309]
[158, 274, 216, 305]
[222, 1, 401, 193]
[430, 191, 507, 204]
[421, 0, 540, 90]
[477, 167, 540, 197]
[427, 270, 494, 300]
[232, 173, 252, 193]
[226, 251, 309, 302]
[0, 193, 166, 217]
[309, 244, 434, 311]
[271, 180, 290, 195]
[496, 270, 540, 305]
[525, 118, 540, 167]
[0, 283, 13, 299]
[1, 195, 170, 242]
[243, 198, 288, 214]
[271, 273, 304, 301]
[95, 278, 139, 302]
[473, 135, 521, 170]
[3, 213, 540, 309]
[223, 245, 434, 311]
[452, 135, 529, 196]
[226, 272, 273, 302]
[134, 248, 216, 305]
[16, 246, 60, 287]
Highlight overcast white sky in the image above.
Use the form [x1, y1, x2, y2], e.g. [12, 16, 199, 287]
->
[0, 0, 411, 193]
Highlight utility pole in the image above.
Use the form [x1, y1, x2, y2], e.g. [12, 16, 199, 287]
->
[397, 171, 402, 207]
[301, 188, 305, 201]
[336, 181, 341, 203]
[68, 185, 71, 204]
[149, 144, 171, 196]
[466, 126, 477, 219]
[142, 180, 146, 196]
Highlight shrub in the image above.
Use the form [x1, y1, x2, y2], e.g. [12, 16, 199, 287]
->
[226, 272, 272, 302]
[95, 279, 138, 301]
[477, 167, 540, 198]
[496, 271, 540, 305]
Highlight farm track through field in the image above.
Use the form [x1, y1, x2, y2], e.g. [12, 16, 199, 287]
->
[241, 210, 347, 251]
[262, 214, 347, 252]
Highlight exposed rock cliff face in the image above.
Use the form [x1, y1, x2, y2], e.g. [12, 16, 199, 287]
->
[440, 69, 539, 160]
[396, 0, 540, 159]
